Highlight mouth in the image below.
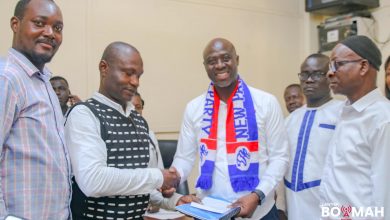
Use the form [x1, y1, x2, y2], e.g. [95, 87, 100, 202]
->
[37, 39, 56, 50]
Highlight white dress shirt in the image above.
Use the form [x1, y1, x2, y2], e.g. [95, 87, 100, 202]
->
[284, 99, 343, 220]
[172, 86, 289, 219]
[320, 89, 390, 219]
[65, 92, 163, 198]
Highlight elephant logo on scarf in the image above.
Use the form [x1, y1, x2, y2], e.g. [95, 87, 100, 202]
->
[236, 146, 251, 171]
[199, 143, 208, 166]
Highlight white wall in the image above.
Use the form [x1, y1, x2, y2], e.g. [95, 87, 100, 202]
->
[0, 0, 304, 139]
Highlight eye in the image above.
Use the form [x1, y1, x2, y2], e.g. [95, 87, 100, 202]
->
[223, 55, 231, 62]
[33, 20, 44, 27]
[206, 59, 216, 65]
[54, 24, 63, 32]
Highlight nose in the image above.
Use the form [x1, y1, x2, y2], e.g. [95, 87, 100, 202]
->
[129, 74, 139, 88]
[43, 25, 54, 38]
[215, 59, 226, 69]
[327, 69, 334, 78]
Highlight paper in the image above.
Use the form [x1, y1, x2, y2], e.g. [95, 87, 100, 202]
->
[144, 208, 185, 219]
[190, 196, 231, 214]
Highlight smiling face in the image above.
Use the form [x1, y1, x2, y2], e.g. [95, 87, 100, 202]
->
[203, 39, 239, 88]
[99, 44, 143, 108]
[11, 0, 63, 70]
[284, 86, 304, 113]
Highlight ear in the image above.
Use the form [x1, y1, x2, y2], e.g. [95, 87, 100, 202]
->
[99, 60, 108, 78]
[359, 60, 370, 76]
[236, 55, 239, 66]
[10, 16, 20, 33]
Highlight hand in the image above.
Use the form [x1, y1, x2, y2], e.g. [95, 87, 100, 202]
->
[161, 167, 180, 191]
[277, 209, 288, 220]
[161, 187, 176, 198]
[68, 95, 81, 106]
[176, 194, 202, 206]
[230, 193, 259, 218]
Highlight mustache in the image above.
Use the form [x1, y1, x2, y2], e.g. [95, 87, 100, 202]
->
[36, 38, 58, 48]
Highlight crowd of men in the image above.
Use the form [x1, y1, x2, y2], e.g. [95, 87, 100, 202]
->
[1, 0, 390, 219]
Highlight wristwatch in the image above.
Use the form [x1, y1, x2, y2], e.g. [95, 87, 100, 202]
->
[251, 189, 265, 205]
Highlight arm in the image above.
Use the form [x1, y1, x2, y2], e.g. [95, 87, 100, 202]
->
[257, 96, 289, 197]
[0, 76, 19, 215]
[370, 122, 390, 219]
[65, 105, 164, 197]
[171, 103, 198, 182]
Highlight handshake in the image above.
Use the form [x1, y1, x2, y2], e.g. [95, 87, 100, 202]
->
[160, 167, 181, 197]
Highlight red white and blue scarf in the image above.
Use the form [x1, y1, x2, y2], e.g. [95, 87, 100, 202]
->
[196, 78, 260, 192]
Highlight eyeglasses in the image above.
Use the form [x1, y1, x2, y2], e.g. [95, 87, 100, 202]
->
[329, 59, 364, 72]
[298, 71, 327, 81]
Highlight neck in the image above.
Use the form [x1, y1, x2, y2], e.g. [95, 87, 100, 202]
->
[61, 105, 68, 115]
[307, 94, 332, 108]
[214, 80, 238, 102]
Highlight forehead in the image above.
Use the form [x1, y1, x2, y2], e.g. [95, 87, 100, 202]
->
[131, 95, 142, 104]
[330, 44, 358, 60]
[24, 0, 62, 20]
[301, 57, 326, 70]
[50, 79, 68, 87]
[203, 41, 235, 59]
[114, 50, 143, 68]
[285, 87, 301, 96]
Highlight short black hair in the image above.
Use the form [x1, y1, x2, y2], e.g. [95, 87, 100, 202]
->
[50, 76, 69, 87]
[385, 56, 390, 100]
[14, 0, 55, 19]
[14, 0, 31, 19]
[285, 83, 302, 91]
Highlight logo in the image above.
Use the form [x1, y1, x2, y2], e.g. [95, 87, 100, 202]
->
[321, 203, 384, 220]
[341, 205, 352, 218]
[235, 146, 250, 171]
[199, 143, 208, 166]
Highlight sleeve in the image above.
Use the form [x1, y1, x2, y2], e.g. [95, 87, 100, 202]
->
[0, 75, 19, 215]
[257, 95, 289, 197]
[65, 105, 164, 198]
[171, 103, 198, 183]
[370, 122, 390, 219]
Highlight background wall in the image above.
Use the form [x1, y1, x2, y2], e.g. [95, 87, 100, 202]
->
[1, 0, 307, 139]
[1, 0, 390, 192]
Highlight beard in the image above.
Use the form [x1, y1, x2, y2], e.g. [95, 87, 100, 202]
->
[24, 50, 55, 68]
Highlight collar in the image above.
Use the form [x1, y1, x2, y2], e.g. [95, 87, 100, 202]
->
[92, 92, 135, 117]
[8, 48, 52, 82]
[346, 88, 382, 113]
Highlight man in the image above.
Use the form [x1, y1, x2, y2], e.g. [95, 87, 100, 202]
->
[284, 54, 343, 220]
[171, 38, 289, 219]
[320, 35, 390, 219]
[50, 76, 81, 115]
[283, 84, 305, 113]
[0, 0, 71, 219]
[65, 42, 181, 219]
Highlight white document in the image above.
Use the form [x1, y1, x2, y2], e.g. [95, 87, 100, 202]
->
[190, 196, 231, 214]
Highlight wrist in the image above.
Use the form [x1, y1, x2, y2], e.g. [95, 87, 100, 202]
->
[251, 189, 265, 205]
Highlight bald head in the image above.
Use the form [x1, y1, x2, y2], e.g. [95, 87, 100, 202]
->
[101, 41, 140, 65]
[203, 38, 237, 60]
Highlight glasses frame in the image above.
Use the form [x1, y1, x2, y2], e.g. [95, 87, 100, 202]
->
[329, 59, 365, 72]
[297, 71, 327, 81]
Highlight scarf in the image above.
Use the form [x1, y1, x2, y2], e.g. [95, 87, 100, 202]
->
[196, 78, 260, 192]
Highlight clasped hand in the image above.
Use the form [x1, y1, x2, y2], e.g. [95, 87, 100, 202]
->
[160, 167, 180, 197]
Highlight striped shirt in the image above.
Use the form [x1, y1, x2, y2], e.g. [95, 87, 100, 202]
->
[0, 48, 72, 219]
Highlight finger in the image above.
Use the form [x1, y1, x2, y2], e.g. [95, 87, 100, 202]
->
[191, 195, 202, 204]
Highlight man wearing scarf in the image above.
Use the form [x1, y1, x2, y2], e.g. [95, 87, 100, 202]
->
[171, 38, 289, 219]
